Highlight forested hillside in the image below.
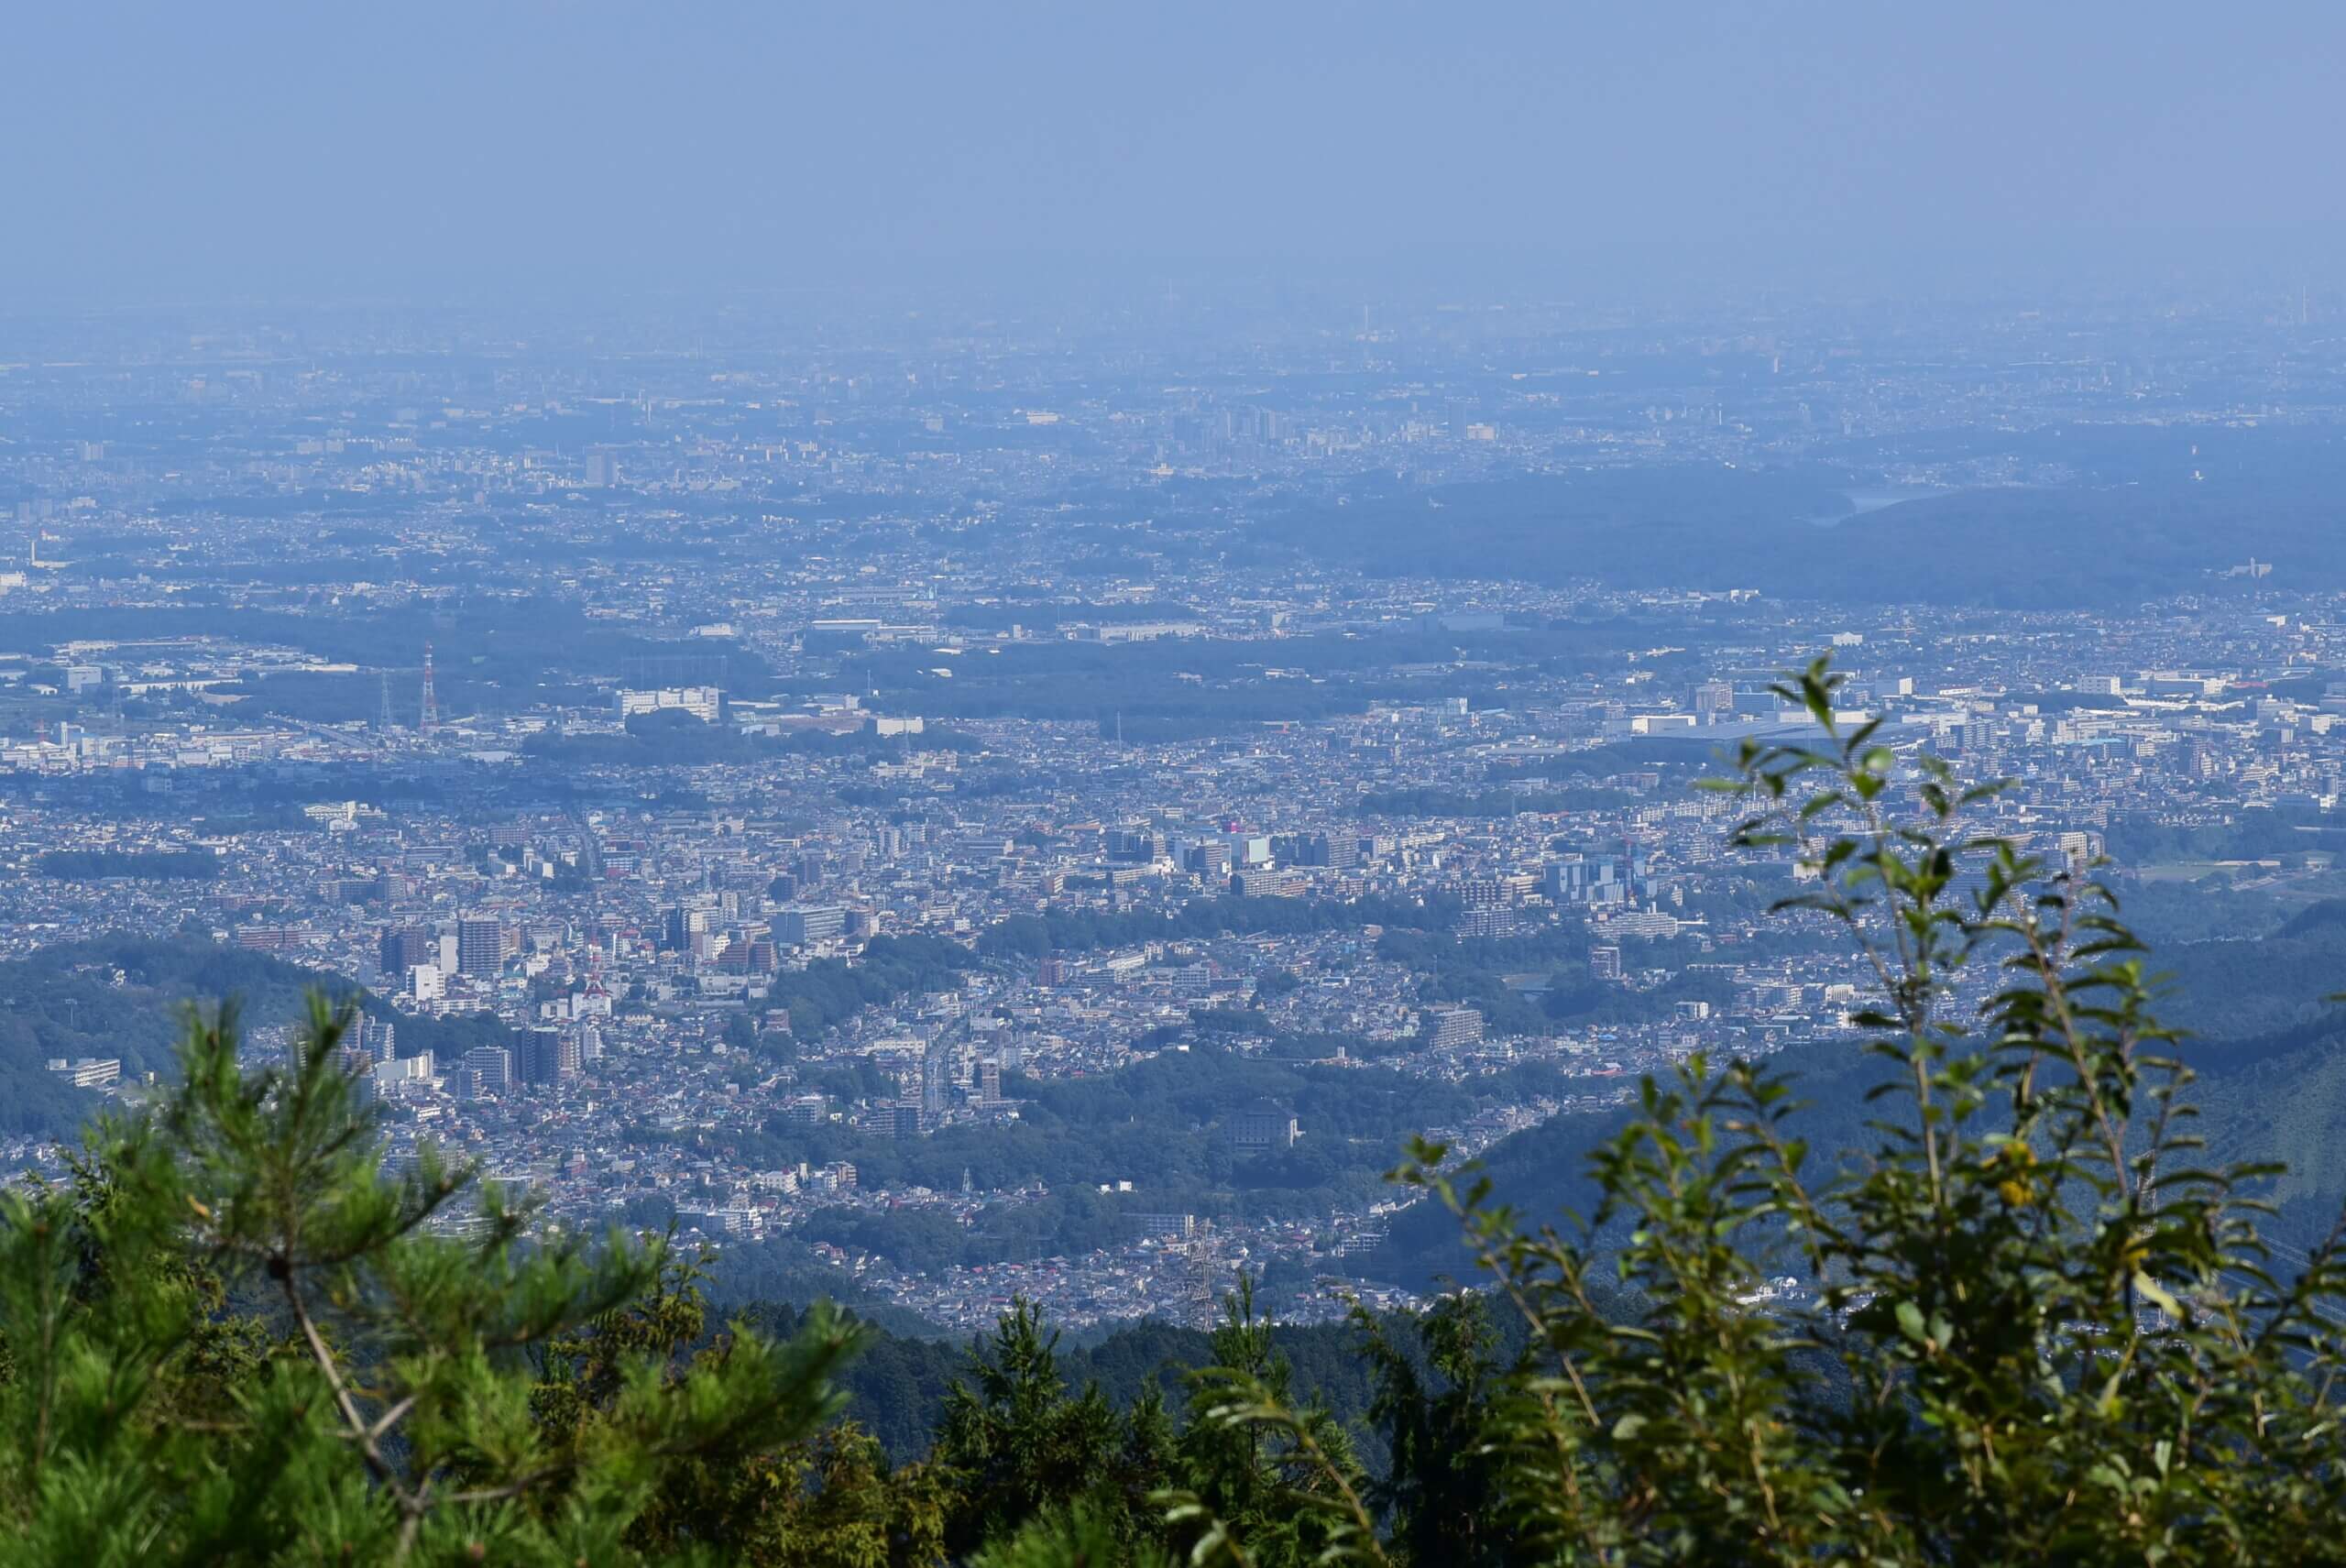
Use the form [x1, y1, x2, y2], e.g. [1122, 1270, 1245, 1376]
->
[1367, 883, 2346, 1287]
[0, 935, 511, 1137]
[1257, 437, 2346, 606]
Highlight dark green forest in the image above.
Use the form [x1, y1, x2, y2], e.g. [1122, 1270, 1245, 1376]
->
[36, 848, 221, 881]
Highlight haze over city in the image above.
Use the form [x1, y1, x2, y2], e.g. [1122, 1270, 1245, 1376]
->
[8, 7, 2346, 1563]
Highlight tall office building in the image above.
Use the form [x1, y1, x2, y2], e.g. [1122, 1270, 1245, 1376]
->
[1463, 879, 1508, 909]
[921, 1036, 957, 1117]
[1424, 1006, 1485, 1049]
[518, 1028, 580, 1089]
[378, 926, 433, 976]
[1106, 828, 1163, 861]
[1189, 840, 1233, 875]
[772, 905, 848, 947]
[463, 1046, 512, 1095]
[457, 918, 505, 976]
[345, 1012, 396, 1065]
[1304, 832, 1360, 869]
[892, 1090, 925, 1140]
[661, 905, 710, 951]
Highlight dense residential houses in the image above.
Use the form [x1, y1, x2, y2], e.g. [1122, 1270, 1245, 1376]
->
[6, 295, 2345, 1326]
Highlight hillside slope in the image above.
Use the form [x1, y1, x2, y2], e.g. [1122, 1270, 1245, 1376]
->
[0, 936, 512, 1138]
[1367, 901, 2346, 1287]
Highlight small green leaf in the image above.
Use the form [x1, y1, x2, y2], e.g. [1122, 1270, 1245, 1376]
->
[1895, 1300, 1928, 1345]
[2132, 1271, 2182, 1320]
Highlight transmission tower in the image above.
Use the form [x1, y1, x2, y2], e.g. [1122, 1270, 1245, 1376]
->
[419, 642, 440, 732]
[378, 670, 396, 730]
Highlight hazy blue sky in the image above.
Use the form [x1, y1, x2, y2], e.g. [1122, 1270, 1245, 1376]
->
[7, 1, 2341, 302]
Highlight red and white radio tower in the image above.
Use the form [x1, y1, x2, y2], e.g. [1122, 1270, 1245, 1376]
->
[419, 642, 439, 732]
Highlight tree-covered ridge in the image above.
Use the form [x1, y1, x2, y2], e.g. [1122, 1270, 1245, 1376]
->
[718, 1042, 1573, 1274]
[1369, 872, 2346, 1287]
[36, 848, 222, 881]
[1258, 455, 2346, 608]
[0, 934, 517, 1139]
[764, 932, 981, 1041]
